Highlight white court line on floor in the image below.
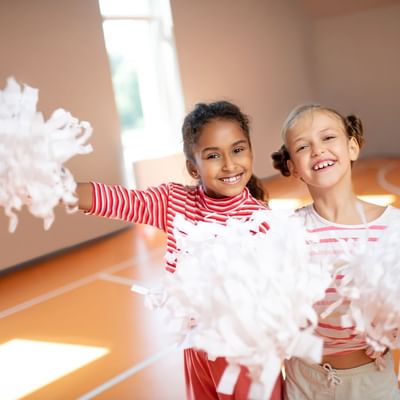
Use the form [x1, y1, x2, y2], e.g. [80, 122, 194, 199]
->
[98, 273, 137, 286]
[0, 247, 163, 320]
[78, 344, 178, 400]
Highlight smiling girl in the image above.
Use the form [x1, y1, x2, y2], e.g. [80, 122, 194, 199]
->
[77, 101, 282, 399]
[272, 104, 400, 400]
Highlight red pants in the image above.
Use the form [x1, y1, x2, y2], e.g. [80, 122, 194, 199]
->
[184, 349, 283, 400]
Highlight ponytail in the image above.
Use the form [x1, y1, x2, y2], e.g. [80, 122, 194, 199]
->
[246, 174, 268, 204]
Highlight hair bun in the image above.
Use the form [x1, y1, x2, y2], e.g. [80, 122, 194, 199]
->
[345, 114, 365, 148]
[271, 145, 291, 177]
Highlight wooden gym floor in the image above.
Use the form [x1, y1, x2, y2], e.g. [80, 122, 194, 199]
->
[0, 157, 399, 399]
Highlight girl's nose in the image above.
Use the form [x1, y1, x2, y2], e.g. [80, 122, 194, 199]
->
[222, 156, 235, 171]
[311, 144, 324, 157]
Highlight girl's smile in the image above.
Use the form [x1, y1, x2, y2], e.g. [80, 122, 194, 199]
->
[312, 159, 336, 171]
[219, 173, 244, 184]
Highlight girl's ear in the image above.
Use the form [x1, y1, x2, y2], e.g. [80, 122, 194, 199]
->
[287, 159, 300, 179]
[348, 136, 360, 162]
[186, 160, 199, 179]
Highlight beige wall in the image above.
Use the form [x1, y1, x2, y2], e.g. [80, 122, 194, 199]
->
[171, 1, 400, 175]
[313, 4, 400, 158]
[0, 0, 127, 271]
[170, 0, 316, 178]
[133, 153, 191, 190]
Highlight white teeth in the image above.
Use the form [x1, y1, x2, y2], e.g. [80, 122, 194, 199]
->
[313, 160, 334, 170]
[222, 175, 240, 183]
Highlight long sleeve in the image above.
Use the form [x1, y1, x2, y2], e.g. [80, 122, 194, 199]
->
[86, 181, 169, 231]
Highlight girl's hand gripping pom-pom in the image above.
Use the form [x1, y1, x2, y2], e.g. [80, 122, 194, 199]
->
[132, 210, 332, 399]
[0, 77, 93, 232]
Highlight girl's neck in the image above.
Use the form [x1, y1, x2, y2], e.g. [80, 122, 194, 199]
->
[309, 186, 362, 225]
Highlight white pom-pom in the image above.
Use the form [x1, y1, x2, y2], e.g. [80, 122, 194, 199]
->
[333, 218, 400, 353]
[0, 77, 93, 232]
[133, 210, 332, 399]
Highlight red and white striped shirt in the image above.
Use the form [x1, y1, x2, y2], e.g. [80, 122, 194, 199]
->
[297, 204, 400, 356]
[87, 182, 269, 272]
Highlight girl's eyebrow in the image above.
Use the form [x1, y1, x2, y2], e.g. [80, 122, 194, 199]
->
[201, 140, 248, 154]
[201, 146, 219, 154]
[292, 136, 307, 144]
[319, 127, 334, 133]
[231, 139, 248, 147]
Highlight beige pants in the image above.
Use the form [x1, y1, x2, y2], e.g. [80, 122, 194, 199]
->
[284, 352, 400, 400]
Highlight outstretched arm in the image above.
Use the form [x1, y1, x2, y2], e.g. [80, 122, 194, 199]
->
[76, 182, 93, 211]
[77, 181, 170, 231]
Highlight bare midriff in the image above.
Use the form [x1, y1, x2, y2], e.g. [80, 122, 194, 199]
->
[321, 349, 374, 369]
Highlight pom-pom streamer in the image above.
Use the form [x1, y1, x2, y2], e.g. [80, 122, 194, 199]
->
[133, 210, 332, 398]
[0, 77, 92, 232]
[332, 216, 400, 354]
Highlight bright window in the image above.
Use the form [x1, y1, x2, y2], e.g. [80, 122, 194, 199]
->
[99, 0, 185, 187]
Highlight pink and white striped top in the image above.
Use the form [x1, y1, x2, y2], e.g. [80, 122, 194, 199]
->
[296, 204, 400, 356]
[86, 182, 269, 272]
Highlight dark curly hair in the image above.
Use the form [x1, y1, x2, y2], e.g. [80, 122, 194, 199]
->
[182, 101, 266, 202]
[271, 104, 365, 177]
